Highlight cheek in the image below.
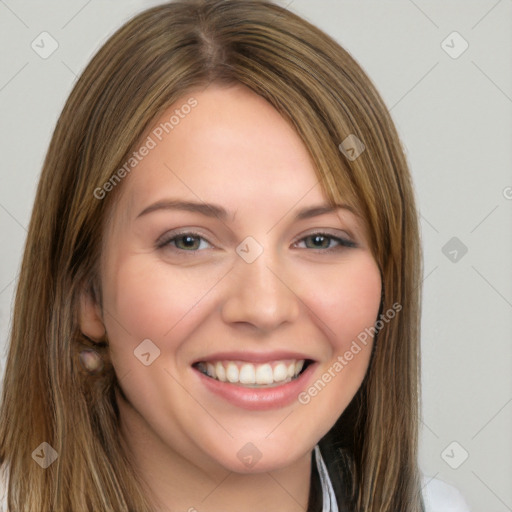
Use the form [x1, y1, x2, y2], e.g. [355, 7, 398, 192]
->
[99, 256, 219, 405]
[296, 254, 381, 423]
[103, 256, 222, 339]
[305, 252, 382, 352]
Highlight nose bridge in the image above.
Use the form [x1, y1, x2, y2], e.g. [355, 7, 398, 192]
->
[241, 252, 283, 299]
[221, 239, 300, 330]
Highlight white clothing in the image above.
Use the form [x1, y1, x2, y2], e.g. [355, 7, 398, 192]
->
[315, 445, 471, 512]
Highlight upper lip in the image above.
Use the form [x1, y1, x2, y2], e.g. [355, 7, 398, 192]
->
[192, 351, 314, 364]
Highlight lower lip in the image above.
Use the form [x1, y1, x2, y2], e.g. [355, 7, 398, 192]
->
[193, 363, 317, 411]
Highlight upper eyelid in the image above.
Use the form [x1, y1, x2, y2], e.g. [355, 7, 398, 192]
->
[292, 230, 354, 244]
[156, 229, 214, 247]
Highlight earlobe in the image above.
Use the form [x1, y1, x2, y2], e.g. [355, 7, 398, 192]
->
[78, 287, 106, 341]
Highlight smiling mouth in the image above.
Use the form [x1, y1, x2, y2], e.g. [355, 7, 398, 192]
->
[193, 359, 312, 388]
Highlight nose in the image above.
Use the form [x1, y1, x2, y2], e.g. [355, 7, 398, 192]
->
[220, 248, 301, 333]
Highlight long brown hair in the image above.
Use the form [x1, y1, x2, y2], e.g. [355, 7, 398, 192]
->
[0, 1, 423, 510]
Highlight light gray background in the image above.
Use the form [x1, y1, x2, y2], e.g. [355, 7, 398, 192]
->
[0, 1, 511, 510]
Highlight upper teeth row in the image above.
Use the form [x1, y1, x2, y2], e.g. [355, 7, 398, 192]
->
[198, 360, 305, 385]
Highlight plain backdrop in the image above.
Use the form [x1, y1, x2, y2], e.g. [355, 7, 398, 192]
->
[0, 1, 511, 510]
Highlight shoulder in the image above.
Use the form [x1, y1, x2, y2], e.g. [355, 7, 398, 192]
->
[421, 475, 471, 512]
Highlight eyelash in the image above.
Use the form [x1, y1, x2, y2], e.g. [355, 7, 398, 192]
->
[156, 230, 357, 254]
[296, 233, 357, 251]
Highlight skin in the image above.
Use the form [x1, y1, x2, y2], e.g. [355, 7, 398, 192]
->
[80, 83, 382, 512]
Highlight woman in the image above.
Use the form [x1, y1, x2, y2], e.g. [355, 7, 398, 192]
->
[0, 1, 470, 510]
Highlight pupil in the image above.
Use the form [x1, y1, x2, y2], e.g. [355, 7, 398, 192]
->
[311, 235, 328, 248]
[180, 235, 197, 249]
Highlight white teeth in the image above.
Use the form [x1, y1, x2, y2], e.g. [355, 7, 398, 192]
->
[206, 363, 216, 378]
[226, 362, 239, 383]
[239, 364, 256, 384]
[215, 362, 226, 382]
[273, 363, 288, 382]
[197, 359, 307, 387]
[255, 364, 274, 385]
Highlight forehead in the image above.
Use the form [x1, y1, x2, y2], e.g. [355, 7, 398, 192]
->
[117, 84, 330, 218]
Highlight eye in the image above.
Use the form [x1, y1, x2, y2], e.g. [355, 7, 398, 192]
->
[157, 231, 212, 252]
[295, 232, 357, 251]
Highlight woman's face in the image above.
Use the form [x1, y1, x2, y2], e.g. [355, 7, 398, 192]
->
[81, 83, 381, 474]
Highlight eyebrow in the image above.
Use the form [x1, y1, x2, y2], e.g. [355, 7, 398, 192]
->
[136, 199, 357, 222]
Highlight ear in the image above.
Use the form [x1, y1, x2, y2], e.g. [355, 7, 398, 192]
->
[78, 285, 106, 341]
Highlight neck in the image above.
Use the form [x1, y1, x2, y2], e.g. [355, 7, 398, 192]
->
[117, 392, 312, 512]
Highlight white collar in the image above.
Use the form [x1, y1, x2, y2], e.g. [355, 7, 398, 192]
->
[314, 445, 339, 512]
